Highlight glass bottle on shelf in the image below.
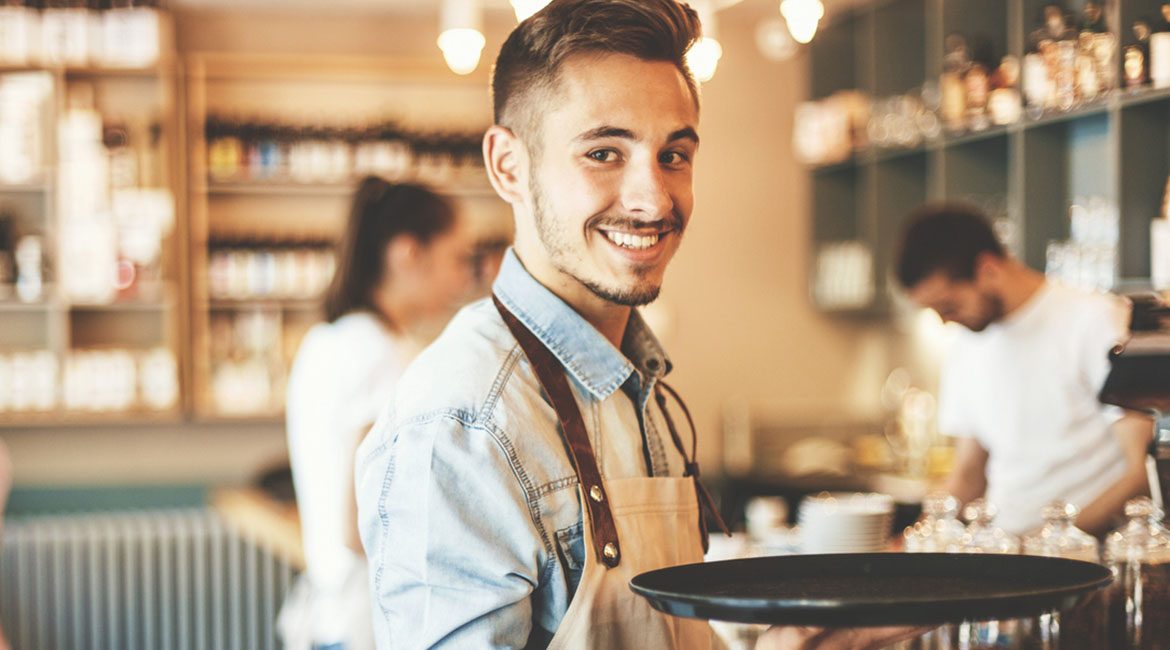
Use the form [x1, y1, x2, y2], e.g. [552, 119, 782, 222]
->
[207, 118, 242, 182]
[0, 0, 38, 66]
[959, 499, 1020, 650]
[940, 32, 970, 132]
[40, 0, 92, 67]
[1104, 497, 1170, 649]
[1020, 501, 1106, 650]
[1079, 2, 1106, 33]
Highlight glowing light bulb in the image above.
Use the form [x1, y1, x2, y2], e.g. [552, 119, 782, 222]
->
[687, 0, 722, 83]
[780, 0, 825, 45]
[439, 0, 485, 75]
[687, 37, 723, 83]
[509, 0, 550, 22]
[438, 28, 486, 75]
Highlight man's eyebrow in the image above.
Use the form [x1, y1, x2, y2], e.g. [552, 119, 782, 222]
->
[668, 127, 699, 144]
[572, 125, 700, 145]
[574, 126, 636, 142]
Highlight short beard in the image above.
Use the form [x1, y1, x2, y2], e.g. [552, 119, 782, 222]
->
[531, 175, 668, 308]
[967, 292, 1005, 332]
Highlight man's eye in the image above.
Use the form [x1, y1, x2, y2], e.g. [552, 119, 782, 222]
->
[587, 149, 617, 162]
[660, 151, 689, 165]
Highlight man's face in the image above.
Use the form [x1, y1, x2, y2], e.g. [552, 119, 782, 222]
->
[519, 53, 698, 307]
[908, 271, 1004, 332]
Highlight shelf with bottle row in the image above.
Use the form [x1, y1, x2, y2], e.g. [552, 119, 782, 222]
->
[808, 85, 1170, 176]
[185, 52, 514, 421]
[804, 0, 1170, 315]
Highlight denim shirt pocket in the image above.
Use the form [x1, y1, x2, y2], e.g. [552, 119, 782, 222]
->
[554, 521, 585, 598]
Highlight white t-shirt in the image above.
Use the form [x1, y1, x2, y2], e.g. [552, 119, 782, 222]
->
[937, 282, 1130, 534]
[283, 311, 415, 647]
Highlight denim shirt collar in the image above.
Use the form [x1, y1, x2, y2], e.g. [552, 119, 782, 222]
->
[492, 249, 671, 401]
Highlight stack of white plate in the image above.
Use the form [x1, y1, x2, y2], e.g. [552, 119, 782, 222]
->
[797, 492, 895, 554]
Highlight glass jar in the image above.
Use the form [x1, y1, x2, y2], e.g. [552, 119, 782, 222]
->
[1104, 497, 1170, 649]
[904, 492, 966, 553]
[1020, 501, 1106, 650]
[902, 493, 965, 650]
[960, 499, 1021, 649]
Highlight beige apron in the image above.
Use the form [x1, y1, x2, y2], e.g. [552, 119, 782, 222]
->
[547, 476, 712, 650]
[492, 295, 723, 650]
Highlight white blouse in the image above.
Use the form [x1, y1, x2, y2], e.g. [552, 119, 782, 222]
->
[284, 311, 415, 647]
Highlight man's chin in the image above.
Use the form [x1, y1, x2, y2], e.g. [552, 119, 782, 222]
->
[583, 279, 662, 307]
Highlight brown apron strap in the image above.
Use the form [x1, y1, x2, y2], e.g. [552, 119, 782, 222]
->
[655, 381, 731, 553]
[492, 295, 623, 568]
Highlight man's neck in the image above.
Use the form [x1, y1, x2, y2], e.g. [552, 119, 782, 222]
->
[514, 251, 632, 348]
[999, 262, 1047, 318]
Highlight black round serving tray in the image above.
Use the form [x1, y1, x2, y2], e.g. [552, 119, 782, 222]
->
[629, 553, 1113, 627]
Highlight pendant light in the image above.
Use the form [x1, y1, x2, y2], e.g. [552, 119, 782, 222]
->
[686, 0, 723, 83]
[438, 0, 486, 75]
[780, 0, 825, 45]
[509, 0, 551, 22]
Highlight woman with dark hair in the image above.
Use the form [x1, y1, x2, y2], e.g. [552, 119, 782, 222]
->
[278, 176, 474, 650]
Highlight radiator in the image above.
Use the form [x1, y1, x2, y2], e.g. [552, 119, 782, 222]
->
[0, 508, 297, 650]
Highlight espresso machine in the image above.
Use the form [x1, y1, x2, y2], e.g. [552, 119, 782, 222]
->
[1099, 293, 1170, 519]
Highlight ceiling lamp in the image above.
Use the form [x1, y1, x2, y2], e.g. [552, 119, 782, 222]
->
[509, 0, 551, 22]
[686, 0, 723, 83]
[756, 17, 798, 62]
[438, 0, 486, 75]
[780, 0, 824, 45]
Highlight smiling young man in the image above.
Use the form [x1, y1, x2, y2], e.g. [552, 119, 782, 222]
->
[355, 2, 715, 646]
[354, 1, 921, 648]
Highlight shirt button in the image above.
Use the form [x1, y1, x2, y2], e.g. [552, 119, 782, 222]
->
[589, 485, 604, 502]
[603, 542, 619, 560]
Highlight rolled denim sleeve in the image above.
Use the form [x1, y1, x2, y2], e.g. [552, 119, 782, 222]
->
[356, 409, 546, 649]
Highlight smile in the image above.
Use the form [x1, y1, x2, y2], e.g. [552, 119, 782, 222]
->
[601, 230, 664, 250]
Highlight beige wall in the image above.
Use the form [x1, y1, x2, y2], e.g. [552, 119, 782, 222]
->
[6, 2, 926, 487]
[659, 5, 909, 469]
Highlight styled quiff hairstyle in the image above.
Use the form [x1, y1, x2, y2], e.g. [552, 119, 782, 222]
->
[491, 0, 702, 143]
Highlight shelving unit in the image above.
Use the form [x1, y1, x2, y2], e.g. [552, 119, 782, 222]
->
[808, 0, 1170, 314]
[0, 12, 184, 426]
[185, 53, 512, 421]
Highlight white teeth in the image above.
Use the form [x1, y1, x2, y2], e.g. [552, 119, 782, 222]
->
[604, 231, 660, 250]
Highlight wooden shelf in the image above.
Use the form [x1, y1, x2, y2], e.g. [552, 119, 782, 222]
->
[192, 412, 284, 426]
[207, 298, 321, 312]
[0, 62, 175, 79]
[0, 181, 51, 193]
[203, 179, 496, 199]
[0, 409, 183, 429]
[0, 300, 56, 313]
[67, 300, 174, 313]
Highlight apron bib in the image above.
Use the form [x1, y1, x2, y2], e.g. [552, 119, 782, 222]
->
[492, 295, 722, 650]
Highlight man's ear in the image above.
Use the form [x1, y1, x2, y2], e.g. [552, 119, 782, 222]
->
[483, 125, 528, 205]
[973, 251, 1004, 286]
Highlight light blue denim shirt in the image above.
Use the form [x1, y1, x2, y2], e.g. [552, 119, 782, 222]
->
[355, 249, 691, 649]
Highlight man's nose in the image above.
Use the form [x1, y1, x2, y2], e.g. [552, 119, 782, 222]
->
[620, 159, 672, 220]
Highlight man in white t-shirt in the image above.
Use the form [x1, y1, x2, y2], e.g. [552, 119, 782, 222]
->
[896, 203, 1153, 535]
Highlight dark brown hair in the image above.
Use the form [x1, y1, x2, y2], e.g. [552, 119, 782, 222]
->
[896, 202, 1007, 290]
[491, 0, 702, 141]
[324, 177, 456, 323]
